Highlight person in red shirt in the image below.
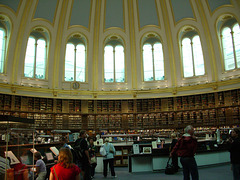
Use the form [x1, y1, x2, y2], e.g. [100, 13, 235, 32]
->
[49, 147, 81, 180]
[170, 125, 199, 180]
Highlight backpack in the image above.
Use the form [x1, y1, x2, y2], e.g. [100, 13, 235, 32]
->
[100, 145, 107, 156]
[73, 138, 84, 162]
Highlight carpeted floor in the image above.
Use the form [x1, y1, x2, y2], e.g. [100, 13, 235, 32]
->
[92, 163, 232, 180]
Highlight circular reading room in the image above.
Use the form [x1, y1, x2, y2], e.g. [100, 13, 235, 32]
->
[0, 1, 240, 180]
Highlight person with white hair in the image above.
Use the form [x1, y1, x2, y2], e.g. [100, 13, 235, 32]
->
[170, 125, 199, 180]
[102, 138, 117, 178]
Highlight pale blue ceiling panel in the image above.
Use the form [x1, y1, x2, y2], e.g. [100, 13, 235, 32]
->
[70, 0, 91, 27]
[138, 0, 158, 28]
[34, 0, 58, 23]
[171, 0, 194, 22]
[105, 0, 123, 29]
[0, 0, 20, 12]
[207, 0, 231, 12]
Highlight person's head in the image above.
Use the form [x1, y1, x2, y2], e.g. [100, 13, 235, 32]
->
[171, 133, 176, 139]
[89, 138, 94, 145]
[58, 147, 73, 168]
[80, 130, 87, 138]
[184, 125, 194, 135]
[231, 127, 240, 138]
[105, 138, 109, 143]
[34, 151, 42, 160]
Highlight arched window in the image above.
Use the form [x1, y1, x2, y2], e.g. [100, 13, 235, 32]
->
[221, 22, 240, 71]
[104, 39, 125, 83]
[181, 31, 205, 78]
[143, 38, 164, 81]
[24, 33, 47, 79]
[0, 27, 6, 73]
[65, 36, 86, 82]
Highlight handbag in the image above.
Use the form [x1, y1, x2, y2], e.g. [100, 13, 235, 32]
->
[100, 146, 107, 156]
[165, 157, 175, 175]
[90, 156, 97, 164]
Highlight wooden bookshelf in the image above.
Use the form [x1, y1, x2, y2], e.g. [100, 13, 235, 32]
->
[0, 88, 239, 131]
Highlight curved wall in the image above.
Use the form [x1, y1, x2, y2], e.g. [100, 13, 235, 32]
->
[0, 0, 240, 99]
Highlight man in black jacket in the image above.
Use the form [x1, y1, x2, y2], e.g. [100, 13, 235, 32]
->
[227, 127, 240, 180]
[75, 130, 91, 180]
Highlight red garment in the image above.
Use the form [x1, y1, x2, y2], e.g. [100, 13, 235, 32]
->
[171, 135, 197, 157]
[13, 163, 28, 180]
[50, 163, 81, 180]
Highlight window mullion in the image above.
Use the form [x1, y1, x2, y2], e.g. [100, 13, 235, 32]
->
[34, 40, 37, 78]
[113, 48, 115, 82]
[74, 47, 77, 81]
[152, 46, 155, 80]
[3, 34, 7, 65]
[191, 41, 195, 76]
[231, 30, 237, 68]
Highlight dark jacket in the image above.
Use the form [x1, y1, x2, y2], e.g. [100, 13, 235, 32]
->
[170, 139, 178, 151]
[228, 137, 240, 164]
[171, 134, 197, 157]
[74, 137, 88, 162]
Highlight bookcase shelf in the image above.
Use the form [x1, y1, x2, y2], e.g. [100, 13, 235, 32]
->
[0, 88, 239, 131]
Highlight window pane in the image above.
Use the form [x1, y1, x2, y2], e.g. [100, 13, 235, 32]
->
[192, 36, 205, 76]
[104, 46, 114, 82]
[0, 29, 5, 73]
[182, 38, 193, 77]
[143, 44, 153, 81]
[222, 27, 235, 70]
[233, 24, 240, 68]
[76, 44, 85, 82]
[153, 43, 164, 80]
[24, 37, 35, 78]
[35, 39, 46, 79]
[115, 45, 125, 82]
[65, 43, 75, 81]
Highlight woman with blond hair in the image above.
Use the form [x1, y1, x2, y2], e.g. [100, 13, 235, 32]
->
[49, 147, 81, 180]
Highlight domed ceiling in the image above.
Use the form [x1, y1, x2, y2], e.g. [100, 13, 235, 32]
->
[0, 0, 240, 99]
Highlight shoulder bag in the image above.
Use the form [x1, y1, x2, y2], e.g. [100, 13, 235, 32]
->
[53, 166, 59, 180]
[165, 157, 175, 175]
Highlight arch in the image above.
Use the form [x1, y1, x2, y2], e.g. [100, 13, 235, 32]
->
[64, 33, 87, 82]
[216, 15, 240, 71]
[179, 26, 205, 78]
[0, 14, 11, 74]
[23, 27, 50, 79]
[103, 35, 125, 83]
[141, 32, 165, 81]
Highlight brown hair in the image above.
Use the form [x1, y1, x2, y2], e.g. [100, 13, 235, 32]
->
[80, 130, 86, 137]
[233, 127, 240, 137]
[34, 151, 42, 160]
[58, 148, 73, 168]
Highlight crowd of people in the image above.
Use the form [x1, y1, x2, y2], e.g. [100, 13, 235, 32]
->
[1, 126, 240, 180]
[0, 129, 116, 180]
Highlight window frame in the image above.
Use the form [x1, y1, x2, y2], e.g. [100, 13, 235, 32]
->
[181, 31, 205, 78]
[24, 34, 47, 79]
[220, 21, 240, 71]
[104, 40, 125, 83]
[142, 38, 165, 82]
[64, 40, 86, 82]
[0, 27, 6, 74]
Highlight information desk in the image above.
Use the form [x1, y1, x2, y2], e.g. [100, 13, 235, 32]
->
[129, 143, 230, 173]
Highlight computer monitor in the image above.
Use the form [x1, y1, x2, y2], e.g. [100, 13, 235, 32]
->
[45, 152, 54, 162]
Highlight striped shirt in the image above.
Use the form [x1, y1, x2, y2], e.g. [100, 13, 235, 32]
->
[0, 156, 10, 175]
